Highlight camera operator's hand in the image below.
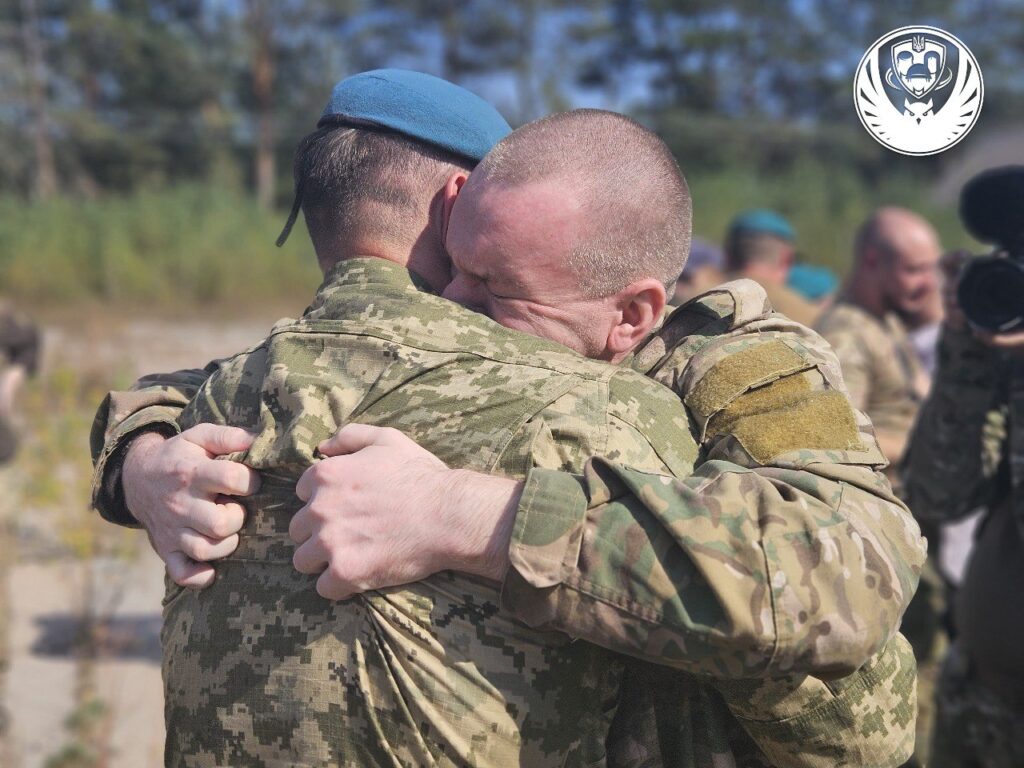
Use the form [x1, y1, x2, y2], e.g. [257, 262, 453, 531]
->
[939, 250, 969, 332]
[973, 328, 1024, 355]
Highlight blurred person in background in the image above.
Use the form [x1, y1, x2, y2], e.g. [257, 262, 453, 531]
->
[815, 206, 943, 768]
[723, 209, 822, 326]
[0, 304, 40, 743]
[671, 236, 724, 304]
[0, 305, 40, 464]
[904, 249, 1024, 767]
[786, 262, 839, 309]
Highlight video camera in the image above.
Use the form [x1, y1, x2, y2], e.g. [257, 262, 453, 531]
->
[957, 166, 1024, 333]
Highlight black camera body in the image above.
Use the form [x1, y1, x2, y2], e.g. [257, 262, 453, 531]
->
[957, 166, 1024, 333]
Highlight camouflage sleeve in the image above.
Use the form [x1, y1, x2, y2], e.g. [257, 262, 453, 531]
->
[503, 457, 921, 678]
[89, 365, 218, 526]
[903, 327, 1006, 523]
[816, 324, 870, 413]
[503, 333, 925, 678]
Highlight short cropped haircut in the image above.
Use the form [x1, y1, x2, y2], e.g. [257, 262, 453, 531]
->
[473, 109, 691, 297]
[724, 231, 793, 271]
[293, 125, 473, 258]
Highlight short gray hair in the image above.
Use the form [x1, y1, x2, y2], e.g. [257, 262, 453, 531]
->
[474, 109, 691, 297]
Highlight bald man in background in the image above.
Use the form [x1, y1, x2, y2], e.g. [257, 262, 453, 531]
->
[815, 207, 943, 768]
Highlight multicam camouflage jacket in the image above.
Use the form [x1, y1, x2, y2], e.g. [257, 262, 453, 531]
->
[904, 327, 1024, 531]
[153, 257, 702, 767]
[815, 300, 926, 468]
[91, 267, 924, 767]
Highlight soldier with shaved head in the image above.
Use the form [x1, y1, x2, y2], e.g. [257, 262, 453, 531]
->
[816, 206, 944, 768]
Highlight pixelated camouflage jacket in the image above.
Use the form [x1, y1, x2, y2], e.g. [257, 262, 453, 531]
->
[91, 275, 924, 680]
[905, 327, 1024, 534]
[160, 257, 703, 767]
[815, 300, 925, 465]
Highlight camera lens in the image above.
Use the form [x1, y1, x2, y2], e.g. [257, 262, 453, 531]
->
[958, 258, 1024, 332]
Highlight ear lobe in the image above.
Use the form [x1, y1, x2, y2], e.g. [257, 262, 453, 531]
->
[607, 279, 667, 358]
[440, 172, 470, 244]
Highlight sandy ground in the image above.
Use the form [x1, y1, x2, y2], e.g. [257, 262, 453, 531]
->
[2, 310, 285, 768]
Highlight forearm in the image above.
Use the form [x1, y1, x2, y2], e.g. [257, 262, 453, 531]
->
[90, 366, 215, 525]
[904, 327, 1004, 522]
[501, 457, 924, 679]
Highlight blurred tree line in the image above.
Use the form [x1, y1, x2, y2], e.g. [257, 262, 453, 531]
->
[1, 0, 1021, 302]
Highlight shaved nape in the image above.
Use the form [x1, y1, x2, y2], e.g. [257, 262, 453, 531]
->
[475, 109, 692, 297]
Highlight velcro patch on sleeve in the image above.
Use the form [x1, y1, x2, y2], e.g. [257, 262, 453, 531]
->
[707, 373, 863, 463]
[685, 340, 811, 433]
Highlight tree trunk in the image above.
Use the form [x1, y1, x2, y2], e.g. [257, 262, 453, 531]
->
[249, 0, 275, 209]
[20, 0, 57, 201]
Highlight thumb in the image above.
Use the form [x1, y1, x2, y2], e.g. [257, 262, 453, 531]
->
[318, 424, 407, 457]
[182, 424, 257, 457]
[166, 551, 217, 589]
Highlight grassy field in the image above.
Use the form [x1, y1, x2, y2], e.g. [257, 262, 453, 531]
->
[0, 171, 980, 312]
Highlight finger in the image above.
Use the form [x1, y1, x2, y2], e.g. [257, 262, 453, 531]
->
[292, 538, 329, 575]
[193, 458, 261, 497]
[288, 504, 315, 544]
[295, 461, 331, 503]
[182, 424, 258, 457]
[182, 499, 246, 540]
[316, 568, 355, 602]
[318, 424, 407, 457]
[178, 530, 240, 562]
[166, 551, 217, 589]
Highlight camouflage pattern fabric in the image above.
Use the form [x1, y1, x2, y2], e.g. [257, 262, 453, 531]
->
[816, 298, 937, 768]
[504, 281, 923, 676]
[91, 274, 924, 767]
[815, 300, 925, 476]
[162, 257, 703, 767]
[930, 644, 1024, 768]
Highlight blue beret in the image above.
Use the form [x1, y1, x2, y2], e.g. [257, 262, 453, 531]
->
[728, 209, 796, 242]
[277, 69, 510, 246]
[787, 263, 839, 301]
[319, 69, 511, 163]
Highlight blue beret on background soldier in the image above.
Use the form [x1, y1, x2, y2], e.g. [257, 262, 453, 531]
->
[723, 209, 823, 328]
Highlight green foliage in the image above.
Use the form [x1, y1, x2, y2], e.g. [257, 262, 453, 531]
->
[0, 185, 320, 306]
[689, 161, 976, 276]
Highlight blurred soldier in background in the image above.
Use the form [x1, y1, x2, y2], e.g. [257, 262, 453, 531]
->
[671, 236, 724, 304]
[0, 302, 38, 743]
[786, 262, 839, 309]
[0, 304, 40, 464]
[815, 207, 943, 768]
[904, 250, 1024, 767]
[723, 209, 822, 326]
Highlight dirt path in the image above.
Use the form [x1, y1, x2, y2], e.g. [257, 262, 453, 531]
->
[2, 310, 288, 768]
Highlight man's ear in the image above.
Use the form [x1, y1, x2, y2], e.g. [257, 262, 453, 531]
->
[606, 278, 668, 359]
[440, 171, 470, 243]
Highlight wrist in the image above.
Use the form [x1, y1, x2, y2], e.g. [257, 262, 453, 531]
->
[441, 469, 522, 582]
[122, 431, 168, 522]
